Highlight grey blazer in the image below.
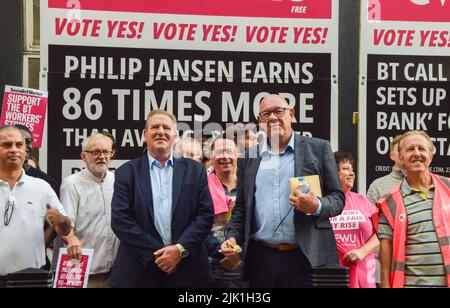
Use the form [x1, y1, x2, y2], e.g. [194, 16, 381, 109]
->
[228, 133, 345, 271]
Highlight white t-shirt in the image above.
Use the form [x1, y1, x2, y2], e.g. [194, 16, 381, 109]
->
[59, 169, 117, 274]
[0, 170, 66, 275]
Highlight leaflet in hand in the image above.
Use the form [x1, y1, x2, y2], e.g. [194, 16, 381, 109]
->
[288, 175, 322, 197]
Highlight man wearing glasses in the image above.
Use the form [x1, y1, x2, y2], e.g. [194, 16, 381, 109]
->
[56, 132, 118, 288]
[0, 126, 71, 285]
[221, 94, 344, 287]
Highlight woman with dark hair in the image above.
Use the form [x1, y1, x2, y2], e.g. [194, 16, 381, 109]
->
[330, 151, 379, 288]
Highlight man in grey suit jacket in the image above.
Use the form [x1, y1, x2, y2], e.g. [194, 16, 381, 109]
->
[221, 94, 345, 287]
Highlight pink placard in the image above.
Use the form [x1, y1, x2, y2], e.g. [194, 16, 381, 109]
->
[0, 85, 47, 148]
[369, 0, 450, 22]
[53, 249, 93, 288]
[48, 0, 332, 19]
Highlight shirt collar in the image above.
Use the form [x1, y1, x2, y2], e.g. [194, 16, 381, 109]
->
[0, 169, 27, 186]
[401, 178, 435, 198]
[18, 169, 27, 184]
[147, 153, 174, 169]
[392, 165, 405, 180]
[83, 168, 108, 183]
[260, 131, 295, 156]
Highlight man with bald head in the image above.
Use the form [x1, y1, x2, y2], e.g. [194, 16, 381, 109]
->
[221, 94, 344, 287]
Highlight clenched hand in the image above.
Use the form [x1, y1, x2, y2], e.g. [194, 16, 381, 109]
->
[154, 245, 181, 275]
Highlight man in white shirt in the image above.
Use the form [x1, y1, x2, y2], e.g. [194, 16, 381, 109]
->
[0, 126, 71, 281]
[59, 132, 117, 288]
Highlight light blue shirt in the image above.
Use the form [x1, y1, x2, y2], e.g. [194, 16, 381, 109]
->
[148, 153, 173, 246]
[252, 132, 322, 245]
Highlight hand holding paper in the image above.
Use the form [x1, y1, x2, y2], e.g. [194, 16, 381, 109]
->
[62, 230, 83, 261]
[288, 175, 322, 214]
[289, 189, 319, 214]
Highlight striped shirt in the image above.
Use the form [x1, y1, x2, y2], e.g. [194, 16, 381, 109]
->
[378, 179, 447, 288]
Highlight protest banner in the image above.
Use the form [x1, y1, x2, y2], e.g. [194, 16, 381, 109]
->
[0, 85, 48, 148]
[41, 0, 339, 182]
[359, 0, 450, 192]
[53, 248, 93, 288]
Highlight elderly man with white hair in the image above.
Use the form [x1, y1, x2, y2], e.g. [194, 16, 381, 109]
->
[378, 131, 450, 288]
[56, 132, 118, 288]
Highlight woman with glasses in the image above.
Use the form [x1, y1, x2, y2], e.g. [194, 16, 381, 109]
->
[330, 151, 379, 288]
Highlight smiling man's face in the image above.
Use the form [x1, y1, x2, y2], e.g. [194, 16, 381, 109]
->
[400, 134, 433, 175]
[144, 113, 177, 158]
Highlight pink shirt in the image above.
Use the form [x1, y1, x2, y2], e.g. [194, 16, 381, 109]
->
[330, 191, 378, 288]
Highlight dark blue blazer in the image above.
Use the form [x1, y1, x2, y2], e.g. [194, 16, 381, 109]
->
[109, 155, 214, 288]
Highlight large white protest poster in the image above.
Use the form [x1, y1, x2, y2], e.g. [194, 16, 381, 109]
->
[359, 0, 450, 192]
[41, 0, 339, 181]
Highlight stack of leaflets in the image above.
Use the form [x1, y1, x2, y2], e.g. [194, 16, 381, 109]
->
[7, 268, 53, 288]
[309, 264, 349, 288]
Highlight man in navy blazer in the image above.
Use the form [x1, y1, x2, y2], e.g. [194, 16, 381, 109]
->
[109, 110, 214, 288]
[221, 94, 345, 288]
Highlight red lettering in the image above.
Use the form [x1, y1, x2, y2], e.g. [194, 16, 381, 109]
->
[153, 22, 197, 41]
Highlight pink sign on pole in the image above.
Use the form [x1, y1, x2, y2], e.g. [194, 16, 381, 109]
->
[0, 85, 48, 148]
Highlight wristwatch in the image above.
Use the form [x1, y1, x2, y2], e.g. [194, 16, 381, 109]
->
[176, 243, 188, 258]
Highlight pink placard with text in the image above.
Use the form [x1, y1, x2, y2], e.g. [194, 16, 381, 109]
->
[0, 85, 47, 148]
[48, 0, 332, 19]
[53, 248, 93, 288]
[369, 0, 450, 22]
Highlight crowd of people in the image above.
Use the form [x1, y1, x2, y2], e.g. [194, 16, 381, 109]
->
[1, 93, 449, 288]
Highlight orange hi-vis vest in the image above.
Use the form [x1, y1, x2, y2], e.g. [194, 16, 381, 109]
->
[377, 174, 450, 288]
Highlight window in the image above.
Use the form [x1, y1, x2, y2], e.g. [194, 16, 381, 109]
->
[22, 0, 41, 161]
[24, 0, 40, 52]
[23, 0, 41, 87]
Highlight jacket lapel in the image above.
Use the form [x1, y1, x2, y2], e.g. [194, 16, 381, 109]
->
[171, 158, 186, 214]
[139, 155, 155, 223]
[293, 134, 310, 223]
[294, 133, 305, 177]
[246, 156, 262, 224]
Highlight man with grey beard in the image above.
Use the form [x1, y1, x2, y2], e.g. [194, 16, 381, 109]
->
[56, 132, 118, 288]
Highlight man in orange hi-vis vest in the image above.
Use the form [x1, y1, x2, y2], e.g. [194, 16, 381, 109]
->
[378, 131, 450, 288]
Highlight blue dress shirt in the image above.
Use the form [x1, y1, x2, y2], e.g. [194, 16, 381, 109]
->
[148, 153, 174, 246]
[252, 132, 322, 245]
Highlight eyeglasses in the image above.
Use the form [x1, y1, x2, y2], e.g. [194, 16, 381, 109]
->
[84, 150, 113, 157]
[259, 107, 289, 120]
[4, 200, 14, 226]
[212, 149, 236, 157]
